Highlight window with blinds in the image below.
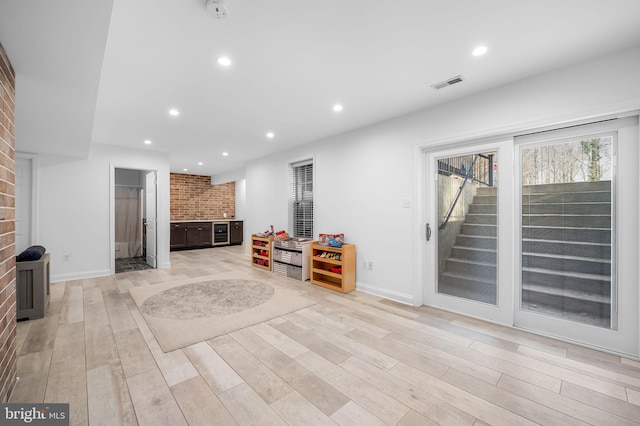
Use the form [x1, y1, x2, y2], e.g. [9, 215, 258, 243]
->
[289, 159, 313, 238]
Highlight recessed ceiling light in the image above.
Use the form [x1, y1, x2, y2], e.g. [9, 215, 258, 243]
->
[169, 108, 180, 116]
[197, 162, 203, 166]
[472, 45, 488, 56]
[183, 168, 188, 172]
[144, 139, 152, 145]
[217, 56, 232, 67]
[333, 104, 343, 112]
[222, 152, 229, 157]
[266, 132, 275, 139]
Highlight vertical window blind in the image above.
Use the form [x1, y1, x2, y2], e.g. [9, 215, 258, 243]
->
[289, 159, 313, 238]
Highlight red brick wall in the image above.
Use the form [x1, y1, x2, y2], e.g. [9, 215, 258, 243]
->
[170, 173, 235, 221]
[0, 42, 16, 402]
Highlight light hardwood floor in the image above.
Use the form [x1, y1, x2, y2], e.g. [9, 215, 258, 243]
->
[10, 245, 640, 425]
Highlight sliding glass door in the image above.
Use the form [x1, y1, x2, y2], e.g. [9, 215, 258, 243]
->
[515, 118, 638, 356]
[425, 141, 514, 324]
[520, 136, 613, 327]
[423, 117, 638, 356]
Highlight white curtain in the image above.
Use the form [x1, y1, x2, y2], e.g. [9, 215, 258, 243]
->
[115, 187, 143, 259]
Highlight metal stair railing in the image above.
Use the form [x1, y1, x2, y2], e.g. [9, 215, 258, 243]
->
[439, 154, 485, 230]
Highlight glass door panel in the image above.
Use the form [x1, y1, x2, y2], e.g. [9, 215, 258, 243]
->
[437, 152, 498, 305]
[426, 140, 513, 325]
[520, 135, 614, 328]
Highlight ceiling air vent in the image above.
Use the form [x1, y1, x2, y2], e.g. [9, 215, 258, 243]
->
[431, 75, 464, 90]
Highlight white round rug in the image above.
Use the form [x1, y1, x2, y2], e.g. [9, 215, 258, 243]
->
[141, 279, 275, 319]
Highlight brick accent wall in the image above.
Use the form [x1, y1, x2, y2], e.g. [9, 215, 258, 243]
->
[0, 42, 16, 402]
[170, 173, 235, 221]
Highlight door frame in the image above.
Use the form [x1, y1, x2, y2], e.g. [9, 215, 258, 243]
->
[109, 164, 159, 274]
[145, 170, 158, 268]
[413, 112, 640, 357]
[513, 117, 639, 357]
[422, 140, 515, 326]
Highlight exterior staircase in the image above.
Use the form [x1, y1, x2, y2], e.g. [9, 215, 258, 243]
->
[439, 181, 612, 326]
[439, 186, 497, 304]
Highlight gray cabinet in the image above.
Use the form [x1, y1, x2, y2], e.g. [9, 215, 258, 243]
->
[16, 253, 50, 320]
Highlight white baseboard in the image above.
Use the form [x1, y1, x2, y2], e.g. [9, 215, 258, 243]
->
[355, 281, 414, 305]
[51, 262, 170, 283]
[51, 268, 112, 283]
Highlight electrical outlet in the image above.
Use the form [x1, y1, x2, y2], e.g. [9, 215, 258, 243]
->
[366, 261, 374, 270]
[402, 197, 412, 208]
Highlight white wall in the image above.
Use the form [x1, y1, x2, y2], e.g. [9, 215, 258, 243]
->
[245, 45, 640, 305]
[14, 154, 36, 253]
[211, 168, 245, 185]
[234, 178, 247, 241]
[38, 143, 171, 281]
[234, 178, 247, 220]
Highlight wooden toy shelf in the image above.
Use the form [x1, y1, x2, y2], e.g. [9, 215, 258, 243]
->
[251, 234, 274, 271]
[310, 242, 355, 293]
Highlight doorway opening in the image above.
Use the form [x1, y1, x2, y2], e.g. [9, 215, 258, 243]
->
[114, 168, 157, 273]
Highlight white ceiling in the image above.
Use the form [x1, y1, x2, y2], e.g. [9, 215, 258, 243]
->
[2, 0, 640, 177]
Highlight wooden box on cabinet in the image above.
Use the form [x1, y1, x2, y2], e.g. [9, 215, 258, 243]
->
[251, 234, 274, 271]
[310, 242, 355, 293]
